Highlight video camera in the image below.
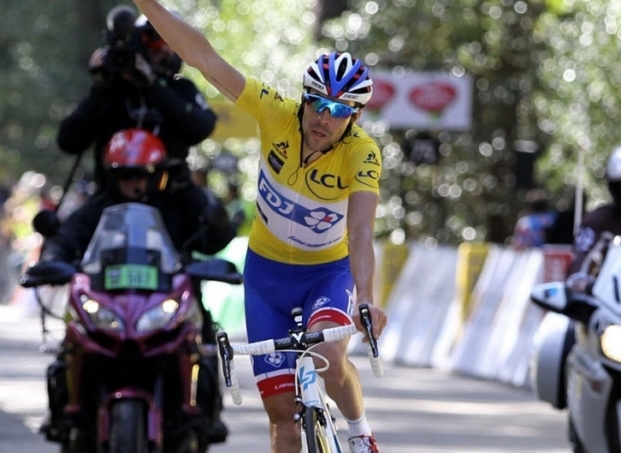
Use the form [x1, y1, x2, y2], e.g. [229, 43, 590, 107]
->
[97, 5, 147, 75]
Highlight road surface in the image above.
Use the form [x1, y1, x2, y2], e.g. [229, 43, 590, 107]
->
[0, 304, 571, 452]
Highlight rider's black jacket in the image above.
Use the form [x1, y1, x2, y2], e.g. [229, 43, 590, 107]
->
[39, 183, 235, 266]
[56, 76, 217, 188]
[567, 203, 621, 275]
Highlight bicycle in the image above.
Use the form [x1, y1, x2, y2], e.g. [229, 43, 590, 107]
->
[216, 303, 383, 453]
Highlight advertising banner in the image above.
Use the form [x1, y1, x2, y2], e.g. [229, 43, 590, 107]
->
[364, 71, 473, 131]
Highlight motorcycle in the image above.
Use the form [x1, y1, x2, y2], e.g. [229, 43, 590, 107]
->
[530, 232, 621, 453]
[20, 202, 242, 453]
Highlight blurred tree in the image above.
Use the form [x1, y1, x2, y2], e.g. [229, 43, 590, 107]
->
[165, 0, 319, 203]
[313, 0, 349, 38]
[6, 0, 621, 245]
[319, 0, 550, 245]
[533, 0, 621, 208]
[1, 0, 125, 186]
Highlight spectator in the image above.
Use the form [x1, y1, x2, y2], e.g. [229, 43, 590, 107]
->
[512, 190, 556, 250]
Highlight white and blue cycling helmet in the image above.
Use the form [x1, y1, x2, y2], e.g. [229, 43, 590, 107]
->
[303, 52, 373, 106]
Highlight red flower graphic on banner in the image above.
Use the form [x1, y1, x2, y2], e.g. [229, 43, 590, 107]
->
[366, 80, 396, 111]
[409, 82, 457, 118]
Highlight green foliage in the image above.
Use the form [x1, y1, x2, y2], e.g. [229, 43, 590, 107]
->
[1, 0, 128, 186]
[162, 0, 319, 101]
[318, 0, 550, 244]
[5, 0, 621, 245]
[533, 0, 621, 205]
[166, 0, 320, 197]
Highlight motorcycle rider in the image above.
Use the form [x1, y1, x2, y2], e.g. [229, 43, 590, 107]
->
[56, 5, 217, 192]
[566, 145, 621, 292]
[36, 129, 235, 445]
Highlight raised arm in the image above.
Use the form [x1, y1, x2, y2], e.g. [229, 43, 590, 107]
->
[132, 0, 246, 102]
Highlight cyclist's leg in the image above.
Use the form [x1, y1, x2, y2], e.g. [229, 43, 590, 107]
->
[304, 267, 366, 422]
[244, 250, 312, 452]
[304, 262, 378, 451]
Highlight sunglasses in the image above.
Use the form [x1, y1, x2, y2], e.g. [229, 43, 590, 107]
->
[303, 93, 359, 119]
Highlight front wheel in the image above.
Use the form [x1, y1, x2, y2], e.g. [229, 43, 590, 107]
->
[108, 400, 148, 453]
[303, 407, 334, 453]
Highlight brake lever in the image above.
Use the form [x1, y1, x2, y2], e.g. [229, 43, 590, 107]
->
[358, 303, 379, 358]
[216, 332, 234, 387]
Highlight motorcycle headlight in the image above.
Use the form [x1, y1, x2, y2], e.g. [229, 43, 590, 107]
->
[601, 325, 621, 362]
[136, 299, 180, 332]
[82, 298, 124, 331]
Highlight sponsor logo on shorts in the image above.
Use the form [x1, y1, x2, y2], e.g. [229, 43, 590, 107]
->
[312, 297, 331, 310]
[265, 352, 286, 368]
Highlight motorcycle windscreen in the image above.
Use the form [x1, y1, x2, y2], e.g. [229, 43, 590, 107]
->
[81, 203, 182, 290]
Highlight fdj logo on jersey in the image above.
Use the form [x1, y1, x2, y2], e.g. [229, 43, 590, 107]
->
[258, 171, 343, 232]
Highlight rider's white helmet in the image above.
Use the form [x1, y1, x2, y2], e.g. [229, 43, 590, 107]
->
[606, 145, 621, 182]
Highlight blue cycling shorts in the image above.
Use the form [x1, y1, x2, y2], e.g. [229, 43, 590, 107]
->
[243, 249, 355, 398]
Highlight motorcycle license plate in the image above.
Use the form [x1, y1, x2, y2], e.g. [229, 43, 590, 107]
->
[105, 264, 158, 290]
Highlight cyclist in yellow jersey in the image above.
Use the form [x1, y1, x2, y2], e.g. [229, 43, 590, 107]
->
[132, 2, 388, 452]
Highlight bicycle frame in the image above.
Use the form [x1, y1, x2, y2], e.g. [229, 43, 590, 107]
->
[297, 354, 342, 452]
[217, 304, 382, 453]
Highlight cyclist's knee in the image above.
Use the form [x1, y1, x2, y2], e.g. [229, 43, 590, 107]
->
[314, 340, 348, 372]
[263, 392, 296, 422]
[264, 396, 300, 448]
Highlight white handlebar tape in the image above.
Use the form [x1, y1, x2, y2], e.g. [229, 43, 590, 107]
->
[227, 360, 243, 405]
[366, 343, 384, 377]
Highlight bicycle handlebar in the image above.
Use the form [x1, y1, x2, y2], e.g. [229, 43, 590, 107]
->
[216, 303, 383, 405]
[358, 303, 383, 378]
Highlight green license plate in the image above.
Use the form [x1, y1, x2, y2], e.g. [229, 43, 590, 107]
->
[105, 264, 158, 290]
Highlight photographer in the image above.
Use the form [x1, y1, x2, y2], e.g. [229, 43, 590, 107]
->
[56, 5, 217, 191]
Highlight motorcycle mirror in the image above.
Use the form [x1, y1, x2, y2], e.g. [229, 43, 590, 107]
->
[186, 259, 243, 285]
[531, 281, 596, 324]
[32, 209, 61, 238]
[20, 261, 77, 288]
[531, 282, 569, 312]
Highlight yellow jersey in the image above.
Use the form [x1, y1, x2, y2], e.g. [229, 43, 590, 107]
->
[236, 77, 382, 265]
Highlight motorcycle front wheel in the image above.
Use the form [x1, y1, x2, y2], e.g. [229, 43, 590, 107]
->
[108, 400, 148, 453]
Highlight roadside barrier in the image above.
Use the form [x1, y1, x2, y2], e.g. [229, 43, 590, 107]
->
[376, 242, 572, 389]
[375, 241, 409, 308]
[446, 247, 545, 386]
[377, 243, 458, 367]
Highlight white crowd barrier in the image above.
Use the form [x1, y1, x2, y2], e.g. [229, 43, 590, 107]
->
[378, 243, 458, 367]
[443, 247, 545, 387]
[374, 242, 569, 389]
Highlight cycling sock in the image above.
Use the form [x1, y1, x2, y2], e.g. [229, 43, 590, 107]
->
[345, 412, 372, 438]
